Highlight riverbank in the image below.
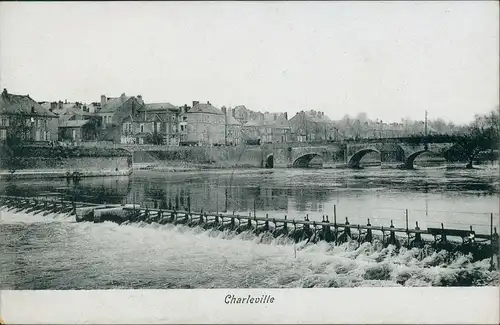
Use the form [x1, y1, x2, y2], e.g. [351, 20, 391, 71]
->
[0, 145, 133, 179]
[0, 168, 132, 180]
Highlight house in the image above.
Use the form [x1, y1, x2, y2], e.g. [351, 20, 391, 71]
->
[57, 112, 101, 142]
[120, 102, 180, 145]
[179, 101, 225, 146]
[97, 93, 144, 142]
[289, 110, 335, 142]
[241, 112, 290, 144]
[241, 118, 263, 143]
[223, 107, 242, 146]
[58, 119, 100, 142]
[0, 89, 58, 142]
[270, 113, 291, 143]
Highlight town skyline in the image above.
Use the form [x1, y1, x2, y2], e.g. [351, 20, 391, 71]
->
[1, 2, 498, 125]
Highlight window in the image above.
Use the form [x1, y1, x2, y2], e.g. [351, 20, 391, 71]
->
[156, 122, 161, 132]
[140, 124, 144, 133]
[0, 129, 6, 140]
[0, 118, 8, 126]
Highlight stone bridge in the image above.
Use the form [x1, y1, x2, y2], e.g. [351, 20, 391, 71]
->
[264, 141, 457, 169]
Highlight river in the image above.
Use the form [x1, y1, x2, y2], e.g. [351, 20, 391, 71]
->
[1, 164, 499, 289]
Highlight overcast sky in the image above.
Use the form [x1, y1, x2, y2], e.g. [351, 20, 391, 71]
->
[1, 1, 498, 124]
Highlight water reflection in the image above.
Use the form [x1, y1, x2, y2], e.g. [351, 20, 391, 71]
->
[0, 165, 498, 231]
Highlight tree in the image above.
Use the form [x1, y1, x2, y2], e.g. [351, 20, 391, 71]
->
[0, 113, 32, 173]
[457, 108, 500, 168]
[145, 132, 164, 145]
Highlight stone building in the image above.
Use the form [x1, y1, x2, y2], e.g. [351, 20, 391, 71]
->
[289, 110, 335, 142]
[241, 118, 263, 143]
[96, 93, 144, 142]
[58, 119, 100, 142]
[179, 101, 225, 146]
[120, 102, 180, 145]
[241, 112, 290, 144]
[224, 107, 242, 146]
[0, 89, 58, 142]
[97, 93, 143, 129]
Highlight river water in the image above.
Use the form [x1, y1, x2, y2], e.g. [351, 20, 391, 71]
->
[1, 164, 499, 289]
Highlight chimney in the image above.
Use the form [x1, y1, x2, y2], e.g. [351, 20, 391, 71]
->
[50, 102, 57, 110]
[1, 88, 7, 97]
[274, 113, 277, 121]
[101, 95, 107, 107]
[58, 101, 63, 110]
[65, 99, 68, 104]
[221, 106, 227, 115]
[207, 101, 211, 105]
[120, 93, 126, 102]
[137, 95, 143, 104]
[192, 101, 199, 107]
[184, 104, 189, 114]
[284, 112, 288, 120]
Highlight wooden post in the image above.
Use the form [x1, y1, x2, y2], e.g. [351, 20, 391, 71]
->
[253, 198, 256, 217]
[491, 213, 494, 268]
[405, 209, 409, 246]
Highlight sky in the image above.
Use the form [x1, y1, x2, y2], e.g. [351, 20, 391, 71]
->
[0, 1, 498, 125]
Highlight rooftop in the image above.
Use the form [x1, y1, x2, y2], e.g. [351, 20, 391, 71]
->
[188, 102, 223, 115]
[100, 95, 134, 113]
[140, 102, 179, 112]
[0, 89, 57, 117]
[59, 120, 90, 128]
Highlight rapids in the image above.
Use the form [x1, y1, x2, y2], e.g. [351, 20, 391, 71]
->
[1, 208, 498, 289]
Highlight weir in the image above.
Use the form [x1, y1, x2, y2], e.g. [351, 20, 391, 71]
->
[0, 194, 498, 266]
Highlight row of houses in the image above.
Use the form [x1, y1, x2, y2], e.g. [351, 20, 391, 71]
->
[0, 88, 340, 146]
[1, 88, 439, 146]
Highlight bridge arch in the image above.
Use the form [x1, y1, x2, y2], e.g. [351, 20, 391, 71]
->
[348, 148, 380, 168]
[265, 153, 274, 168]
[402, 150, 428, 169]
[292, 153, 322, 168]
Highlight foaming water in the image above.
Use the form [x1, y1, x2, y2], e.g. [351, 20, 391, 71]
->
[1, 210, 498, 289]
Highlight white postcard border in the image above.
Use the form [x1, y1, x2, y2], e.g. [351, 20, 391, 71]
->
[1, 287, 499, 324]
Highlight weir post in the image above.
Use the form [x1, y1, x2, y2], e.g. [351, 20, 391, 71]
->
[414, 221, 423, 248]
[440, 223, 447, 243]
[490, 213, 494, 270]
[344, 217, 351, 238]
[357, 224, 361, 247]
[366, 219, 372, 243]
[405, 209, 409, 246]
[381, 226, 385, 245]
[493, 226, 499, 270]
[389, 220, 396, 246]
[333, 207, 338, 244]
